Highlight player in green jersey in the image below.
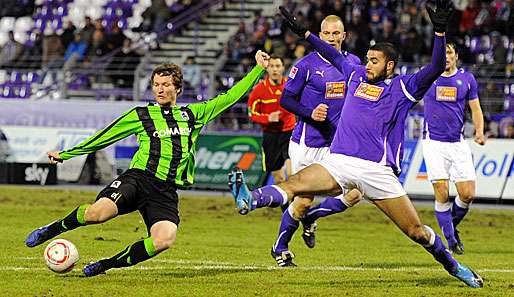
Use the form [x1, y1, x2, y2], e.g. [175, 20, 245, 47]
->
[25, 50, 270, 277]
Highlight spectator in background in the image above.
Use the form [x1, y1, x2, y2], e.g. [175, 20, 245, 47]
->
[87, 20, 107, 59]
[347, 9, 370, 43]
[251, 10, 266, 34]
[499, 117, 514, 138]
[182, 56, 201, 91]
[344, 29, 368, 61]
[39, 31, 64, 85]
[79, 16, 95, 45]
[60, 20, 77, 49]
[141, 0, 171, 33]
[0, 31, 23, 67]
[281, 0, 297, 15]
[15, 31, 42, 69]
[326, 0, 346, 19]
[105, 24, 126, 51]
[108, 38, 141, 90]
[368, 0, 391, 37]
[291, 43, 306, 64]
[0, 128, 11, 163]
[375, 19, 400, 47]
[484, 118, 499, 139]
[491, 32, 507, 65]
[64, 33, 88, 69]
[504, 123, 514, 138]
[400, 28, 424, 63]
[505, 94, 514, 113]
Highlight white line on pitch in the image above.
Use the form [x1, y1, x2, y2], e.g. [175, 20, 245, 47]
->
[2, 263, 514, 274]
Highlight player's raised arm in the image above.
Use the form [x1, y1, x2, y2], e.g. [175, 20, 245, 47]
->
[405, 0, 454, 99]
[51, 107, 144, 162]
[189, 50, 268, 124]
[279, 6, 352, 76]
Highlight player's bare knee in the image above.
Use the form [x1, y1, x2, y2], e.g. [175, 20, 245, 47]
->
[432, 181, 449, 196]
[343, 189, 362, 207]
[84, 207, 104, 223]
[84, 199, 116, 223]
[407, 224, 430, 244]
[291, 198, 311, 219]
[459, 193, 475, 203]
[152, 236, 175, 252]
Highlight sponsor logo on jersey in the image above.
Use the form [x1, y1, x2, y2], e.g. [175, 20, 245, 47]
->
[325, 82, 346, 99]
[436, 86, 457, 102]
[153, 127, 192, 138]
[110, 180, 121, 188]
[354, 82, 384, 101]
[288, 66, 298, 79]
[315, 70, 325, 77]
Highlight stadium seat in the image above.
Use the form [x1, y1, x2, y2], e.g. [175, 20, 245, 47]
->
[0, 17, 15, 32]
[14, 17, 33, 33]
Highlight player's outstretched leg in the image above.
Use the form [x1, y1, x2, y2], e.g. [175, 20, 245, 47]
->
[25, 204, 90, 247]
[373, 196, 482, 288]
[84, 237, 158, 277]
[228, 168, 288, 215]
[423, 226, 483, 288]
[301, 189, 362, 248]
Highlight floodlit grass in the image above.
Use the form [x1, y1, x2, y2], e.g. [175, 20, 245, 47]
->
[1, 185, 513, 296]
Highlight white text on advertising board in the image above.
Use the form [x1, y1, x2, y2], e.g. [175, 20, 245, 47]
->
[196, 147, 243, 170]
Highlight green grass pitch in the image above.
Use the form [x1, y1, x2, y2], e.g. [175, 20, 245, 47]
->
[1, 185, 513, 296]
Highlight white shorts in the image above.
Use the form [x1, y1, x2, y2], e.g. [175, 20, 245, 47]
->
[288, 141, 330, 174]
[316, 153, 407, 200]
[421, 139, 476, 182]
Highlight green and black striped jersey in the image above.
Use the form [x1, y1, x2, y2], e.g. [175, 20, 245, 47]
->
[59, 65, 265, 187]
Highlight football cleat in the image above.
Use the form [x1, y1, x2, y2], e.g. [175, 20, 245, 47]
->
[452, 229, 465, 254]
[25, 222, 57, 247]
[449, 242, 464, 255]
[301, 222, 317, 249]
[228, 167, 253, 215]
[271, 248, 297, 267]
[83, 261, 107, 277]
[449, 262, 483, 288]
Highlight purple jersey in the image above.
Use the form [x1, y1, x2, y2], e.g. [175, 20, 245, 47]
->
[423, 68, 479, 142]
[285, 51, 360, 147]
[306, 33, 446, 174]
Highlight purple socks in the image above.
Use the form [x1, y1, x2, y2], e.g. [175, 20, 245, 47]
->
[272, 205, 299, 253]
[251, 185, 288, 209]
[303, 197, 348, 225]
[435, 201, 456, 246]
[423, 226, 458, 273]
[452, 196, 470, 227]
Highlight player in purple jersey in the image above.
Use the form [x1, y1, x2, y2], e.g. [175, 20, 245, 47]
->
[230, 15, 362, 267]
[270, 15, 362, 266]
[230, 1, 483, 288]
[422, 41, 485, 255]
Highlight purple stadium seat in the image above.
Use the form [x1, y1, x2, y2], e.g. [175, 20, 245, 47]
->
[9, 72, 22, 83]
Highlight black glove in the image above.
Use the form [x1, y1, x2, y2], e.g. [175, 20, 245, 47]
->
[279, 6, 307, 37]
[426, 0, 454, 33]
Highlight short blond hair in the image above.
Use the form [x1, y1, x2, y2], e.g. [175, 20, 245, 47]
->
[321, 15, 345, 31]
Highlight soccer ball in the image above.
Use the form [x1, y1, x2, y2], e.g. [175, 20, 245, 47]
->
[43, 239, 79, 273]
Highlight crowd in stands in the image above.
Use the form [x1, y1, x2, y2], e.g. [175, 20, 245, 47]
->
[0, 0, 194, 98]
[221, 0, 513, 74]
[215, 0, 513, 137]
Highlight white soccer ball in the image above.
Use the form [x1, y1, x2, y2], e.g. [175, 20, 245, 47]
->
[44, 239, 79, 273]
